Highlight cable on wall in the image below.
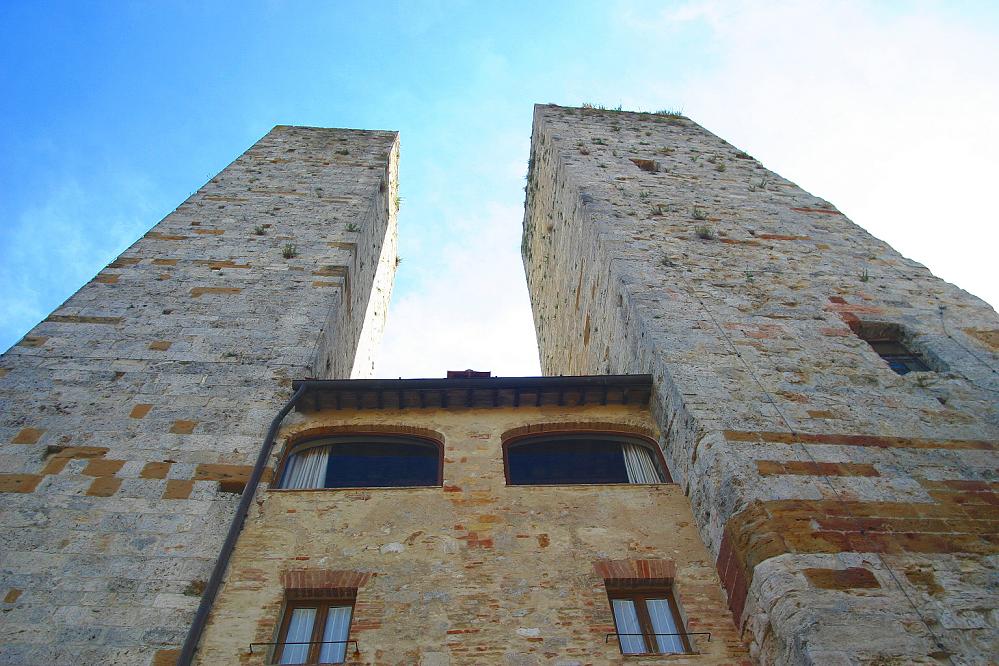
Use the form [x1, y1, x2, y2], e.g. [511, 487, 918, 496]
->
[671, 270, 957, 664]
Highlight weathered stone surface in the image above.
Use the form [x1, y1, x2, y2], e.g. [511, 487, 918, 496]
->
[0, 126, 399, 664]
[523, 104, 999, 664]
[196, 403, 748, 665]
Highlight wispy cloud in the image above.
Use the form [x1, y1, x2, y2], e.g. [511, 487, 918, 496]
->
[619, 0, 999, 308]
[374, 201, 540, 378]
[0, 173, 158, 350]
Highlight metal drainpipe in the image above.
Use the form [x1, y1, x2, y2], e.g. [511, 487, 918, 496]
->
[177, 383, 308, 665]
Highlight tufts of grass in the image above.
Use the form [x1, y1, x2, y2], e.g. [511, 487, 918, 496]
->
[282, 243, 297, 259]
[694, 225, 714, 240]
[691, 207, 709, 221]
[655, 108, 684, 118]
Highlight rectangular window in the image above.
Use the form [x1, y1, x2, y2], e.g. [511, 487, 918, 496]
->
[609, 590, 690, 655]
[277, 601, 353, 664]
[849, 322, 931, 375]
[866, 339, 930, 375]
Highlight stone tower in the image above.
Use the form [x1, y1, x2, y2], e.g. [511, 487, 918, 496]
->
[523, 105, 998, 663]
[0, 126, 399, 664]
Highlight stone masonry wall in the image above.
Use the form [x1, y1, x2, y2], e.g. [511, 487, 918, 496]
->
[523, 105, 999, 664]
[0, 126, 399, 665]
[196, 403, 749, 665]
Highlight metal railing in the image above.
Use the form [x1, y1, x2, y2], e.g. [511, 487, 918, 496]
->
[605, 630, 711, 645]
[248, 639, 359, 660]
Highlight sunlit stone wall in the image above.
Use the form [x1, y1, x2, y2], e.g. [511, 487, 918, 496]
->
[523, 104, 999, 664]
[0, 125, 398, 665]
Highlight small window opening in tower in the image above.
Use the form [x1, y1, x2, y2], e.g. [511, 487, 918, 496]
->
[851, 322, 930, 375]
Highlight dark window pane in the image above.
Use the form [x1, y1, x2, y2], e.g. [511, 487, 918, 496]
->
[869, 340, 909, 356]
[508, 438, 630, 484]
[324, 441, 439, 488]
[866, 338, 930, 375]
[887, 357, 913, 375]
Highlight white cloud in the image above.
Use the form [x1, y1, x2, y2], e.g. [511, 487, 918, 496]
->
[625, 0, 999, 308]
[0, 175, 157, 350]
[376, 1, 999, 379]
[374, 201, 541, 378]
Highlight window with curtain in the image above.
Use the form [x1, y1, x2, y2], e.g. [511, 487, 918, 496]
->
[505, 434, 669, 485]
[277, 435, 441, 489]
[277, 601, 353, 664]
[608, 589, 690, 655]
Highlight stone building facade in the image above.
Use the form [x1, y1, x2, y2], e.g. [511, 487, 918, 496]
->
[1, 104, 996, 666]
[0, 126, 399, 664]
[194, 376, 748, 665]
[522, 105, 999, 664]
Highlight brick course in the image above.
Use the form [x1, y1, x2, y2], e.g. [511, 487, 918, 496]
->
[523, 104, 999, 664]
[0, 126, 399, 664]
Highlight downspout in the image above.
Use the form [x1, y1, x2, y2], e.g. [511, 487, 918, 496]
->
[177, 383, 308, 665]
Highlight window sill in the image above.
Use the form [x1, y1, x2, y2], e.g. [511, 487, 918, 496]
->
[506, 482, 678, 488]
[617, 653, 699, 660]
[268, 485, 443, 493]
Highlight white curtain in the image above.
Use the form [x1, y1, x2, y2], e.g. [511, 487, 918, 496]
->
[279, 607, 316, 664]
[647, 598, 684, 653]
[318, 606, 352, 664]
[612, 599, 646, 654]
[622, 443, 664, 483]
[281, 447, 329, 489]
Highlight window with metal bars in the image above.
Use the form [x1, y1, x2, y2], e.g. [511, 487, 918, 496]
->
[608, 588, 691, 655]
[275, 600, 354, 664]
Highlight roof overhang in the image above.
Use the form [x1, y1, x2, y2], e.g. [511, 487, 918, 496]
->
[291, 374, 653, 412]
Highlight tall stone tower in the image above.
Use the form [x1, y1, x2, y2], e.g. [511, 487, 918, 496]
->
[0, 126, 399, 664]
[523, 105, 998, 664]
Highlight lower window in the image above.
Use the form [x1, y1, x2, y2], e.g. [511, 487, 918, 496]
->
[609, 590, 690, 655]
[277, 601, 353, 664]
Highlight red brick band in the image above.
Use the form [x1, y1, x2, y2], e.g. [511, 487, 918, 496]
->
[281, 569, 372, 600]
[593, 559, 676, 588]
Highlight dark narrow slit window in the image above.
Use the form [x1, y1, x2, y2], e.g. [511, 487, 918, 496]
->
[506, 434, 669, 485]
[850, 322, 931, 375]
[278, 436, 441, 489]
[866, 338, 930, 375]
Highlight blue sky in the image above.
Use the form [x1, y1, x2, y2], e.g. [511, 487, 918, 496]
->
[2, 1, 997, 377]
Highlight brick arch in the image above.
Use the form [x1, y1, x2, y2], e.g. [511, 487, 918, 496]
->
[500, 421, 656, 444]
[282, 423, 445, 448]
[281, 569, 373, 600]
[593, 559, 676, 588]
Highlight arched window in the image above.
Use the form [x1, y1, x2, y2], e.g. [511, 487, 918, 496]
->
[277, 435, 442, 489]
[505, 433, 670, 485]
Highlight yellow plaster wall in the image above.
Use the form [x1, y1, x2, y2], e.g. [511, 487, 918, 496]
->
[196, 404, 747, 665]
